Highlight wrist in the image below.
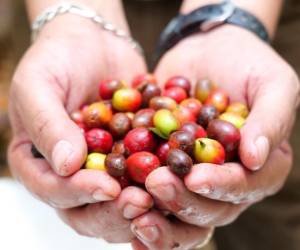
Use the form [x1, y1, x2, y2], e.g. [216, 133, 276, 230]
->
[26, 0, 130, 33]
[181, 0, 283, 38]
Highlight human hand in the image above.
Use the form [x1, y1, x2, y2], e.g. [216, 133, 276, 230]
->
[8, 14, 152, 242]
[140, 25, 299, 249]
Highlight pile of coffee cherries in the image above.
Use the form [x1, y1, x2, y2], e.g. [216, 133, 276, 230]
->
[70, 74, 248, 188]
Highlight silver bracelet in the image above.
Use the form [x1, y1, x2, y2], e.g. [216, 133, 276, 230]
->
[31, 2, 143, 55]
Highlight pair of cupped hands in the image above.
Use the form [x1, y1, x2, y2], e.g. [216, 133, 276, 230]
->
[8, 14, 299, 250]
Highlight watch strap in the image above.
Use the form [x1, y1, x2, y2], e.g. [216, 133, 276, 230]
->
[155, 2, 269, 61]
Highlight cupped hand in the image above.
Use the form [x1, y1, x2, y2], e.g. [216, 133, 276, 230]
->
[143, 25, 299, 249]
[8, 15, 152, 241]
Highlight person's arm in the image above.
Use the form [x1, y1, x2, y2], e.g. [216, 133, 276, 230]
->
[25, 0, 129, 32]
[181, 0, 284, 38]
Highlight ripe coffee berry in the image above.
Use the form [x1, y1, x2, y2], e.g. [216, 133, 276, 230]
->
[180, 122, 207, 139]
[105, 153, 127, 177]
[156, 141, 170, 166]
[127, 151, 160, 184]
[124, 127, 157, 154]
[109, 113, 131, 139]
[132, 108, 155, 128]
[165, 76, 191, 93]
[197, 105, 219, 128]
[167, 149, 193, 177]
[163, 86, 188, 104]
[99, 79, 124, 100]
[85, 128, 113, 154]
[207, 119, 241, 153]
[168, 131, 195, 155]
[140, 83, 161, 107]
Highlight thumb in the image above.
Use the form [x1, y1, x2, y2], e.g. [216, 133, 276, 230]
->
[13, 75, 87, 176]
[240, 77, 299, 170]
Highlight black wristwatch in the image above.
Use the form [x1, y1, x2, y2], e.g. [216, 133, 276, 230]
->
[155, 1, 270, 60]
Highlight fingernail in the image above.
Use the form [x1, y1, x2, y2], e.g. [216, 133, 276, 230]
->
[52, 140, 74, 176]
[123, 204, 145, 219]
[150, 184, 176, 201]
[253, 136, 270, 170]
[92, 189, 114, 201]
[196, 184, 212, 194]
[133, 225, 159, 243]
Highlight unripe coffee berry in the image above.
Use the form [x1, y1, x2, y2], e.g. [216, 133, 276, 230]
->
[85, 153, 107, 171]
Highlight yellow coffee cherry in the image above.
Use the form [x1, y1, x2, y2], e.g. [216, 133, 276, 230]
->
[219, 112, 246, 129]
[226, 102, 249, 118]
[85, 153, 107, 171]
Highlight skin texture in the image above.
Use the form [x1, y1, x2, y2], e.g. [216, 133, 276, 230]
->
[137, 24, 299, 249]
[8, 12, 156, 243]
[8, 0, 299, 249]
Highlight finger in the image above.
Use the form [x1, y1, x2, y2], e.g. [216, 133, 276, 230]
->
[131, 211, 213, 250]
[117, 186, 154, 220]
[240, 72, 299, 170]
[58, 187, 153, 243]
[146, 167, 247, 227]
[8, 140, 121, 208]
[12, 72, 87, 176]
[185, 141, 292, 204]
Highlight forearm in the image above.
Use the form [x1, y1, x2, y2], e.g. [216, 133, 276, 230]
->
[25, 0, 129, 32]
[181, 0, 284, 38]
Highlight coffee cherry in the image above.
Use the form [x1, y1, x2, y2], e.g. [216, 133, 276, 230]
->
[197, 105, 219, 128]
[156, 141, 170, 166]
[83, 102, 113, 128]
[85, 128, 113, 154]
[132, 108, 155, 128]
[173, 106, 196, 126]
[132, 73, 157, 88]
[226, 102, 249, 118]
[99, 80, 124, 100]
[105, 153, 127, 177]
[165, 76, 191, 93]
[194, 79, 214, 102]
[140, 83, 161, 107]
[124, 127, 157, 154]
[109, 113, 131, 139]
[112, 88, 142, 112]
[153, 109, 180, 137]
[205, 89, 229, 113]
[85, 153, 107, 171]
[194, 138, 225, 164]
[180, 122, 207, 139]
[207, 119, 241, 153]
[163, 86, 187, 103]
[180, 98, 202, 117]
[127, 151, 160, 184]
[168, 131, 195, 155]
[149, 96, 177, 111]
[116, 174, 131, 189]
[112, 140, 128, 156]
[219, 112, 245, 129]
[167, 149, 193, 177]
